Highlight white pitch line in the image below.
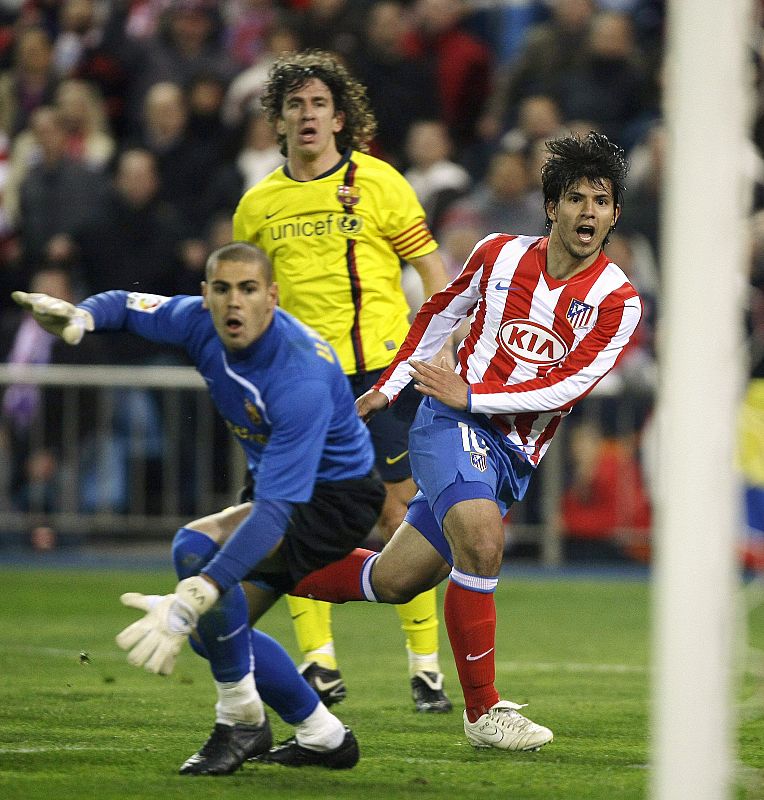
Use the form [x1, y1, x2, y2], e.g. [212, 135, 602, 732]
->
[0, 745, 145, 754]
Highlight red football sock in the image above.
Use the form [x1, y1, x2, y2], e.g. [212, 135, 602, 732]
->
[444, 579, 500, 723]
[290, 548, 377, 603]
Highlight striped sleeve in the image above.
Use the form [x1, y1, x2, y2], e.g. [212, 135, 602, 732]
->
[469, 294, 642, 415]
[391, 220, 436, 260]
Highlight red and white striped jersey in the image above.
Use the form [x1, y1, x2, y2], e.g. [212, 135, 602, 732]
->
[375, 233, 642, 466]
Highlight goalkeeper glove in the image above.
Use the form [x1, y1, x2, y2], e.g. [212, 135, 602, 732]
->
[11, 291, 94, 345]
[115, 576, 219, 676]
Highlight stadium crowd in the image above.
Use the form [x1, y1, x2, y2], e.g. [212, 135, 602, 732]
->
[0, 0, 761, 570]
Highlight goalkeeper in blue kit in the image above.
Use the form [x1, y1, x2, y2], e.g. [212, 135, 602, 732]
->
[12, 242, 385, 776]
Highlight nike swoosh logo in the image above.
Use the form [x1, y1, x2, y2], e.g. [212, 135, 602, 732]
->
[290, 611, 308, 620]
[385, 449, 409, 465]
[474, 720, 505, 743]
[412, 615, 433, 624]
[314, 676, 343, 693]
[495, 282, 520, 291]
[265, 206, 285, 219]
[466, 647, 494, 661]
[216, 623, 247, 642]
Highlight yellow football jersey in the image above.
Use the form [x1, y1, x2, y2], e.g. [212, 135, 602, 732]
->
[232, 149, 438, 375]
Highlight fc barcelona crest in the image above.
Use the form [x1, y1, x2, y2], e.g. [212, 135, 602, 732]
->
[244, 398, 262, 426]
[337, 184, 360, 207]
[470, 452, 487, 472]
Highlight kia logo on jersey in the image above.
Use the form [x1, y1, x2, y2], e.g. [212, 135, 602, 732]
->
[498, 319, 568, 366]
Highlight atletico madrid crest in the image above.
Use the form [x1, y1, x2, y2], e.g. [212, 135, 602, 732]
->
[470, 452, 487, 472]
[566, 298, 594, 329]
[337, 184, 360, 207]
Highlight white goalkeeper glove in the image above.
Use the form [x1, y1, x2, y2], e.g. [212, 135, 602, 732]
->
[11, 290, 94, 345]
[115, 576, 220, 676]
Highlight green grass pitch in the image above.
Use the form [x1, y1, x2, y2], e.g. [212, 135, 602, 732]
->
[0, 567, 761, 799]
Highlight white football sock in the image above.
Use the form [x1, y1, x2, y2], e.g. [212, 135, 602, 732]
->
[407, 647, 440, 677]
[294, 703, 346, 751]
[214, 673, 265, 726]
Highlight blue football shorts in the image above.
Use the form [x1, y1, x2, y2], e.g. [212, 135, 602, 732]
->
[404, 398, 535, 565]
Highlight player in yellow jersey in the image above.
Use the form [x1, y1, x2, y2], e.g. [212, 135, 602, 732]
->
[233, 50, 452, 713]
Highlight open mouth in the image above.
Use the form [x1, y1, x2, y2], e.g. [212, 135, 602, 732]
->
[576, 225, 595, 244]
[299, 125, 317, 142]
[225, 317, 243, 333]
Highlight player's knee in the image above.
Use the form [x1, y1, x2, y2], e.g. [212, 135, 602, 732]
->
[452, 535, 504, 576]
[371, 569, 420, 604]
[172, 526, 218, 580]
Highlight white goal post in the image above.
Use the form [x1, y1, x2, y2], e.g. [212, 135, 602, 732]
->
[653, 0, 752, 797]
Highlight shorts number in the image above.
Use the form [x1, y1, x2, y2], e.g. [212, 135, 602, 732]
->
[458, 422, 488, 454]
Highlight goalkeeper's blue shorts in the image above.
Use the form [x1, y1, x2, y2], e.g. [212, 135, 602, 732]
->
[403, 398, 534, 565]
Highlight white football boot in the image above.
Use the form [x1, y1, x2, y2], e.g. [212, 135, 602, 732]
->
[463, 700, 553, 751]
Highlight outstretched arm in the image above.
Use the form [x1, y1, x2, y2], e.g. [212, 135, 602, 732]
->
[12, 291, 94, 344]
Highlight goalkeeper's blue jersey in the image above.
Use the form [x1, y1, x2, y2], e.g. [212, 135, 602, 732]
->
[80, 291, 374, 503]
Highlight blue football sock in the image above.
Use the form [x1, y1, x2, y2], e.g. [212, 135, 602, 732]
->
[250, 628, 319, 725]
[172, 527, 252, 682]
[172, 527, 319, 723]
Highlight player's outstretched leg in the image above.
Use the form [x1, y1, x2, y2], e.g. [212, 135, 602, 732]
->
[249, 628, 359, 769]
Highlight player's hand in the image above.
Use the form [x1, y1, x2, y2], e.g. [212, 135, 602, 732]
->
[115, 577, 219, 675]
[355, 389, 389, 422]
[11, 291, 94, 345]
[409, 357, 469, 411]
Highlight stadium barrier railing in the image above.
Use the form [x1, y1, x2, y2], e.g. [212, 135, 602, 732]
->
[0, 364, 655, 565]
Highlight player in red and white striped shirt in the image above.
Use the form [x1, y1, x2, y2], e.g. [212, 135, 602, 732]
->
[293, 132, 640, 753]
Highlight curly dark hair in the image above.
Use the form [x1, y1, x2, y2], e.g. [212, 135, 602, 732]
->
[260, 50, 377, 157]
[541, 131, 629, 230]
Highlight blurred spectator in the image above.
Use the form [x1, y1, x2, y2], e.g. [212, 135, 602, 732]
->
[52, 0, 103, 77]
[0, 25, 58, 138]
[222, 0, 282, 70]
[500, 94, 564, 155]
[293, 0, 368, 64]
[559, 419, 652, 563]
[50, 147, 185, 299]
[204, 106, 284, 219]
[738, 379, 764, 574]
[737, 210, 764, 573]
[105, 0, 238, 137]
[403, 119, 470, 236]
[55, 0, 132, 138]
[55, 77, 116, 165]
[16, 105, 108, 267]
[352, 0, 439, 167]
[619, 121, 664, 261]
[554, 11, 658, 150]
[130, 80, 224, 235]
[481, 0, 594, 142]
[4, 77, 114, 230]
[0, 265, 108, 517]
[186, 70, 232, 146]
[221, 21, 301, 129]
[439, 148, 546, 241]
[403, 0, 493, 155]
